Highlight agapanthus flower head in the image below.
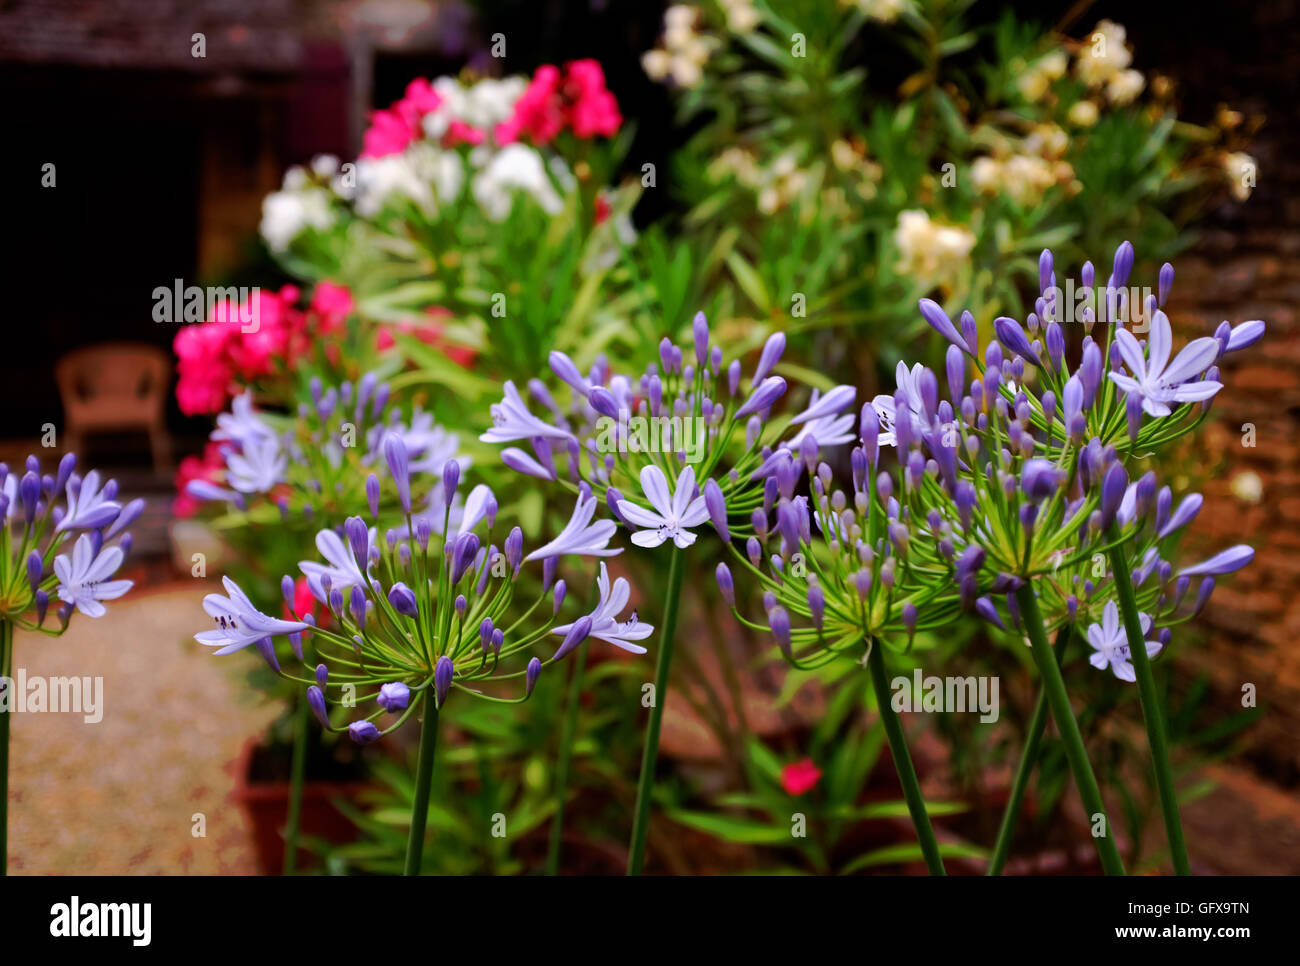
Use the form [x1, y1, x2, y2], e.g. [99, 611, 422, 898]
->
[0, 452, 134, 629]
[481, 316, 854, 558]
[182, 376, 470, 527]
[195, 466, 652, 744]
[864, 242, 1263, 639]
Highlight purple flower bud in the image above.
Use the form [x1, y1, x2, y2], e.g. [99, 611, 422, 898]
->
[747, 537, 762, 567]
[378, 682, 410, 712]
[349, 585, 367, 628]
[703, 479, 729, 541]
[26, 550, 42, 593]
[807, 582, 825, 630]
[349, 720, 381, 745]
[442, 459, 460, 505]
[1225, 319, 1265, 353]
[1112, 240, 1134, 288]
[736, 377, 786, 419]
[388, 582, 418, 617]
[658, 337, 675, 374]
[956, 544, 985, 578]
[549, 350, 591, 395]
[1158, 493, 1202, 538]
[1038, 249, 1054, 295]
[307, 686, 330, 728]
[383, 433, 411, 513]
[542, 556, 557, 591]
[1079, 342, 1102, 407]
[34, 589, 49, 625]
[345, 516, 369, 567]
[55, 452, 75, 493]
[1158, 262, 1174, 307]
[918, 298, 970, 353]
[366, 474, 380, 518]
[1193, 577, 1215, 615]
[715, 563, 735, 606]
[727, 360, 741, 396]
[975, 597, 1006, 631]
[945, 345, 965, 406]
[552, 579, 567, 614]
[692, 311, 710, 367]
[316, 664, 328, 687]
[19, 471, 39, 524]
[1099, 462, 1128, 531]
[994, 317, 1041, 366]
[753, 332, 786, 385]
[450, 533, 480, 584]
[902, 601, 917, 641]
[769, 606, 792, 659]
[1180, 545, 1254, 577]
[434, 656, 454, 707]
[553, 615, 593, 662]
[505, 526, 523, 575]
[1021, 459, 1064, 502]
[588, 386, 620, 419]
[526, 657, 542, 697]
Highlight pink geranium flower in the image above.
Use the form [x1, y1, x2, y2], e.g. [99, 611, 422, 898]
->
[780, 758, 823, 796]
[496, 65, 565, 145]
[564, 59, 621, 138]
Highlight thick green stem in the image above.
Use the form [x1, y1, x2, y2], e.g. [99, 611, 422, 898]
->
[546, 637, 589, 876]
[987, 625, 1070, 875]
[866, 638, 946, 875]
[282, 690, 309, 875]
[626, 545, 685, 876]
[403, 699, 441, 876]
[1, 620, 11, 877]
[1107, 540, 1189, 875]
[1016, 586, 1126, 875]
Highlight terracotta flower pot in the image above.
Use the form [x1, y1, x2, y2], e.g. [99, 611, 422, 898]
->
[231, 738, 370, 875]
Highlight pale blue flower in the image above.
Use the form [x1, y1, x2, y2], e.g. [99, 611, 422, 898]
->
[552, 562, 653, 654]
[525, 490, 620, 561]
[1087, 600, 1162, 682]
[195, 576, 306, 655]
[617, 464, 710, 549]
[1108, 310, 1222, 417]
[480, 380, 576, 444]
[53, 534, 133, 618]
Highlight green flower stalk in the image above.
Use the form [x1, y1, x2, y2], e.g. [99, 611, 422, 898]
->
[480, 313, 857, 874]
[0, 452, 138, 875]
[194, 443, 652, 875]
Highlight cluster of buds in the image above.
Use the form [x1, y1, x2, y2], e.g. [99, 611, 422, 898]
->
[184, 373, 468, 527]
[712, 242, 1260, 679]
[864, 241, 1259, 673]
[195, 436, 650, 743]
[480, 312, 858, 554]
[0, 453, 138, 630]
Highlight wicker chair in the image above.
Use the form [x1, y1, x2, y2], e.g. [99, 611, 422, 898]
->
[55, 343, 173, 473]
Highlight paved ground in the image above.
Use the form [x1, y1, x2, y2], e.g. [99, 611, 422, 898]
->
[5, 581, 278, 875]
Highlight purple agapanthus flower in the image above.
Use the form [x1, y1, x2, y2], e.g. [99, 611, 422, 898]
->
[551, 562, 654, 654]
[1108, 310, 1222, 417]
[1087, 601, 1163, 682]
[617, 465, 710, 549]
[195, 576, 308, 655]
[525, 490, 620, 561]
[53, 534, 133, 618]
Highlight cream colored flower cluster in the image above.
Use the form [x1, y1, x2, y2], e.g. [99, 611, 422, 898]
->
[892, 210, 975, 287]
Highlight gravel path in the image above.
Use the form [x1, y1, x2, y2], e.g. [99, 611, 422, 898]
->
[5, 582, 279, 874]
